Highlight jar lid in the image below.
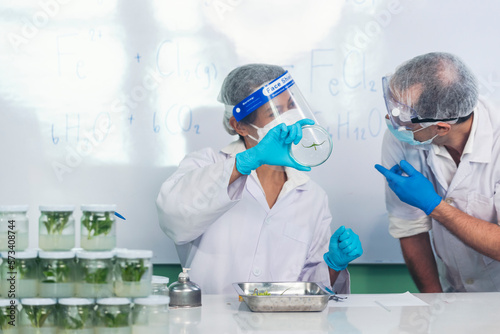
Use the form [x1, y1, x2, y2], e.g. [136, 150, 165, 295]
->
[39, 205, 75, 212]
[152, 275, 169, 284]
[76, 250, 114, 259]
[0, 205, 28, 212]
[1, 249, 37, 259]
[97, 298, 130, 306]
[21, 298, 57, 306]
[115, 249, 153, 259]
[38, 250, 75, 259]
[134, 296, 170, 306]
[58, 298, 94, 306]
[0, 299, 18, 307]
[81, 204, 117, 212]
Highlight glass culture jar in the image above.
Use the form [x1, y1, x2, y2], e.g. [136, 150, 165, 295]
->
[0, 250, 38, 298]
[95, 298, 132, 334]
[75, 251, 114, 298]
[38, 251, 76, 298]
[0, 205, 29, 252]
[80, 205, 117, 251]
[114, 250, 152, 298]
[57, 298, 95, 334]
[38, 205, 75, 251]
[0, 298, 18, 334]
[132, 296, 170, 334]
[151, 275, 169, 296]
[20, 298, 57, 334]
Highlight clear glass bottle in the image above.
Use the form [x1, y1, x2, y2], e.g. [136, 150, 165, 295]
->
[151, 275, 169, 296]
[0, 250, 38, 298]
[95, 298, 131, 334]
[0, 205, 29, 252]
[0, 255, 2, 298]
[38, 205, 75, 251]
[38, 251, 76, 298]
[75, 251, 114, 298]
[19, 298, 57, 334]
[132, 296, 170, 334]
[0, 298, 18, 334]
[80, 205, 117, 251]
[114, 250, 152, 298]
[57, 298, 95, 334]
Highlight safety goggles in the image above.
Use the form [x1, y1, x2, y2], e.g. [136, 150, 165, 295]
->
[382, 76, 459, 130]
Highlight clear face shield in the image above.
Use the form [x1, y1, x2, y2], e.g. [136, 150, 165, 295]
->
[382, 75, 461, 131]
[233, 71, 333, 167]
[382, 75, 422, 131]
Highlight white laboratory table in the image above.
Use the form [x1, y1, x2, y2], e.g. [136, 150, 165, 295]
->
[168, 293, 500, 333]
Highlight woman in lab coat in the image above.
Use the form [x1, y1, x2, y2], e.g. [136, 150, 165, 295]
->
[156, 64, 362, 294]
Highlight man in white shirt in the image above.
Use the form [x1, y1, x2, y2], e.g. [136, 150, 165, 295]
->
[375, 52, 500, 292]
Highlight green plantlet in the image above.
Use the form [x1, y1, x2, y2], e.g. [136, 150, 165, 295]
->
[81, 212, 114, 240]
[83, 267, 109, 284]
[23, 305, 53, 328]
[42, 260, 71, 283]
[99, 311, 130, 328]
[251, 288, 271, 296]
[0, 306, 8, 329]
[61, 305, 91, 330]
[43, 211, 72, 235]
[302, 140, 326, 151]
[17, 259, 31, 280]
[119, 259, 147, 282]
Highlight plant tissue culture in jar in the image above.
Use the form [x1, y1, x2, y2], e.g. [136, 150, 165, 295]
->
[76, 251, 114, 298]
[0, 205, 29, 252]
[0, 249, 38, 298]
[38, 205, 76, 251]
[95, 298, 131, 334]
[114, 250, 152, 298]
[132, 296, 170, 334]
[0, 298, 19, 334]
[80, 205, 117, 251]
[20, 298, 57, 334]
[38, 251, 76, 298]
[57, 298, 95, 334]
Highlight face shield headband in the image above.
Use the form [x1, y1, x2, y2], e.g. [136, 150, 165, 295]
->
[382, 76, 463, 130]
[233, 71, 295, 121]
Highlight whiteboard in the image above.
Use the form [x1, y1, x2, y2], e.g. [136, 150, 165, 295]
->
[1, 0, 500, 263]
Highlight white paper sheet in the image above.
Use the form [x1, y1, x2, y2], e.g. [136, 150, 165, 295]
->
[329, 292, 429, 309]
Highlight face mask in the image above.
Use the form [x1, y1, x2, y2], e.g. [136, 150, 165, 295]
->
[385, 119, 437, 145]
[248, 108, 303, 142]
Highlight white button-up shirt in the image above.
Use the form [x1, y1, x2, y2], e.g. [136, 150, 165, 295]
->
[157, 139, 350, 294]
[381, 99, 500, 292]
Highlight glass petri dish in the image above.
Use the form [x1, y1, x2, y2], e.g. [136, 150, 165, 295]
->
[289, 125, 333, 167]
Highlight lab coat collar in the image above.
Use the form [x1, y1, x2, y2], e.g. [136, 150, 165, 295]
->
[467, 103, 492, 163]
[427, 104, 490, 164]
[220, 139, 310, 191]
[430, 106, 477, 160]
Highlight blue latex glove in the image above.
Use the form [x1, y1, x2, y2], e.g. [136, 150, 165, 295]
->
[375, 160, 442, 215]
[323, 226, 363, 271]
[235, 119, 315, 175]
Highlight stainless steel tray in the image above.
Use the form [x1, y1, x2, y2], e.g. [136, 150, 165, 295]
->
[233, 282, 330, 312]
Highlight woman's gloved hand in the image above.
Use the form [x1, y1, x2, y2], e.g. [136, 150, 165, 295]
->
[235, 119, 315, 175]
[324, 226, 363, 271]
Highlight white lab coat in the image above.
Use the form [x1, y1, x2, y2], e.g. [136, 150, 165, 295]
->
[156, 139, 350, 295]
[381, 99, 500, 292]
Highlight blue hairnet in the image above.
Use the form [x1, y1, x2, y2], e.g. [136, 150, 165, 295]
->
[218, 64, 285, 135]
[390, 52, 478, 120]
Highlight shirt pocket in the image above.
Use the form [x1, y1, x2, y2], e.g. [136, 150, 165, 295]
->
[466, 192, 498, 267]
[466, 192, 496, 224]
[270, 222, 310, 280]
